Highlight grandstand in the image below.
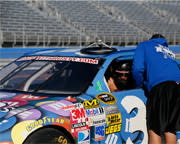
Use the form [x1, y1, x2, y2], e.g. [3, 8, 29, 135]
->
[0, 0, 180, 47]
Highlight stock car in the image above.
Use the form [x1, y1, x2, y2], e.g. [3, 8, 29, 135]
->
[0, 42, 179, 144]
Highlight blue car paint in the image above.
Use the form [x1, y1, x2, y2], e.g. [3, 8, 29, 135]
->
[0, 46, 179, 144]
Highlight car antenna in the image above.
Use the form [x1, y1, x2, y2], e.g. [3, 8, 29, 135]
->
[87, 39, 112, 49]
[80, 38, 117, 54]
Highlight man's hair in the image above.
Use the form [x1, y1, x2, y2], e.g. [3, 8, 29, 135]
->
[150, 34, 165, 40]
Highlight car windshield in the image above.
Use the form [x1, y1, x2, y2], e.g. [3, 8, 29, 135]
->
[0, 56, 104, 94]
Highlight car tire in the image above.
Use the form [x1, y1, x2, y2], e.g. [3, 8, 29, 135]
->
[23, 127, 74, 144]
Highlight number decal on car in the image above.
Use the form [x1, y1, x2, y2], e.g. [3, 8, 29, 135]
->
[121, 95, 148, 143]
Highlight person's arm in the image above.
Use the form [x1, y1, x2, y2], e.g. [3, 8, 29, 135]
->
[132, 43, 145, 88]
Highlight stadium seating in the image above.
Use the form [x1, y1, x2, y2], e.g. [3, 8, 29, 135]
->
[0, 0, 180, 47]
[0, 1, 87, 47]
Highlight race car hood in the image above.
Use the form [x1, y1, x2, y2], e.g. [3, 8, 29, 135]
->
[0, 91, 93, 120]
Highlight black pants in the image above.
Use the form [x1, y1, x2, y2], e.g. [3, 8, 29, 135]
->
[146, 81, 180, 136]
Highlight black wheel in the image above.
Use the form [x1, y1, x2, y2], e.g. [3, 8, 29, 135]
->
[23, 127, 74, 144]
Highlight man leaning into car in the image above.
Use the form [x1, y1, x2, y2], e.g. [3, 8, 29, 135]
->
[132, 34, 180, 144]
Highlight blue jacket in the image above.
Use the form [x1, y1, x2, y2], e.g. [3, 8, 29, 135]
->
[132, 38, 180, 92]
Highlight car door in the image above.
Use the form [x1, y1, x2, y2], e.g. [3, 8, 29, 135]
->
[110, 88, 147, 144]
[100, 58, 148, 144]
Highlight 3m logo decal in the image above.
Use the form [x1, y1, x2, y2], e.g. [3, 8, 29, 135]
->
[70, 106, 89, 133]
[71, 108, 86, 121]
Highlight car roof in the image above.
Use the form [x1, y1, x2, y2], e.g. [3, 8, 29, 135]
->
[24, 46, 136, 59]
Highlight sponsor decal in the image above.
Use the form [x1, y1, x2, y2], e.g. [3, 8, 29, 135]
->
[17, 109, 41, 121]
[11, 120, 41, 144]
[96, 93, 116, 104]
[62, 103, 82, 111]
[19, 56, 99, 64]
[65, 96, 77, 102]
[104, 105, 120, 115]
[94, 125, 105, 141]
[40, 100, 73, 116]
[105, 124, 121, 135]
[106, 113, 121, 126]
[85, 107, 106, 126]
[62, 104, 76, 111]
[105, 113, 122, 134]
[5, 106, 34, 118]
[72, 122, 86, 129]
[0, 99, 28, 108]
[70, 107, 87, 123]
[85, 107, 104, 117]
[78, 130, 90, 144]
[26, 117, 64, 132]
[93, 119, 106, 125]
[0, 99, 28, 113]
[70, 106, 89, 134]
[82, 99, 100, 109]
[14, 94, 48, 100]
[58, 136, 68, 144]
[70, 104, 85, 123]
